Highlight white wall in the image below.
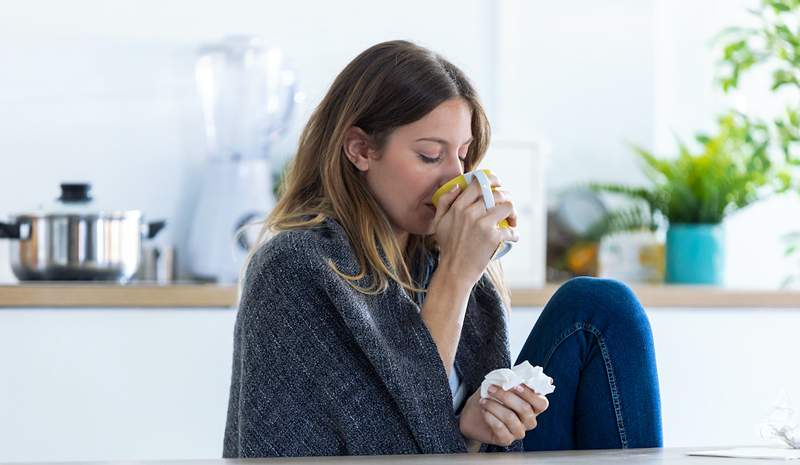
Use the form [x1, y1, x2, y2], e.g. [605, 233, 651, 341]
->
[495, 0, 656, 192]
[1, 306, 797, 462]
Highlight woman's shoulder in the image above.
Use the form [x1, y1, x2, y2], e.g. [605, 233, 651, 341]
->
[249, 216, 356, 276]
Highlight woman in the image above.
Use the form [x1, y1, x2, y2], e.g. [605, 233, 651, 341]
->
[223, 40, 662, 457]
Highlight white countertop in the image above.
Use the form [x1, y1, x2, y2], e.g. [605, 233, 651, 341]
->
[0, 447, 782, 465]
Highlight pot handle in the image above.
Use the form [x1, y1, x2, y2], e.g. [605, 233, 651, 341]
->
[0, 221, 21, 239]
[145, 220, 167, 240]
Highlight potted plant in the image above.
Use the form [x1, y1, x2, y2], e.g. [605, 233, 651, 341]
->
[591, 111, 792, 284]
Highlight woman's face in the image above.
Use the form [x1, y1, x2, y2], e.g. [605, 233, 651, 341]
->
[351, 98, 473, 243]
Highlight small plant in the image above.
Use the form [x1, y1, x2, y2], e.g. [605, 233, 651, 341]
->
[591, 111, 792, 226]
[583, 204, 658, 242]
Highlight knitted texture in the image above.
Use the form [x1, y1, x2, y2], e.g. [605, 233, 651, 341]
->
[223, 217, 521, 457]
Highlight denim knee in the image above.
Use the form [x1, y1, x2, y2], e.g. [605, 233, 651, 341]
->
[550, 277, 650, 335]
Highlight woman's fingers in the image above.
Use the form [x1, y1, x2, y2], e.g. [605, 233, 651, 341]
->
[432, 171, 516, 285]
[481, 402, 524, 445]
[482, 202, 519, 241]
[483, 387, 538, 430]
[451, 176, 487, 211]
[433, 184, 461, 225]
[513, 385, 550, 415]
[445, 174, 516, 230]
[464, 201, 518, 262]
[491, 187, 517, 228]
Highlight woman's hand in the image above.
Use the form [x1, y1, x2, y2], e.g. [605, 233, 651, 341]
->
[433, 172, 519, 289]
[458, 384, 549, 447]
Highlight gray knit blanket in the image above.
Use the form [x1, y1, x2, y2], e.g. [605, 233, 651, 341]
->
[223, 217, 521, 457]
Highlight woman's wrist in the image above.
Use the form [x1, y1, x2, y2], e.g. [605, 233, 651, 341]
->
[456, 415, 483, 453]
[435, 256, 475, 294]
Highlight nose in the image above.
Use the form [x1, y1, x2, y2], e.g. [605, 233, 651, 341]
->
[438, 152, 464, 186]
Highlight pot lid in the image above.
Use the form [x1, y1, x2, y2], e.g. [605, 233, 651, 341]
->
[16, 183, 141, 218]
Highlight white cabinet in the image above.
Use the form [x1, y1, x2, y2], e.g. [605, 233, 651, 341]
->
[0, 308, 237, 462]
[2, 305, 799, 462]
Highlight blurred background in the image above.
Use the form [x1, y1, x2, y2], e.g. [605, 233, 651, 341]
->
[1, 0, 798, 288]
[1, 0, 800, 462]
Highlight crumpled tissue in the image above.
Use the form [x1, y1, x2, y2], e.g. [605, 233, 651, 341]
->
[759, 390, 800, 448]
[480, 361, 556, 399]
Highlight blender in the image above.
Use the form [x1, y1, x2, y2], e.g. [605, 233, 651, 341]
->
[187, 35, 299, 283]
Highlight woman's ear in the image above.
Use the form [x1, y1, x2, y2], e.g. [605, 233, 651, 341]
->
[343, 127, 375, 172]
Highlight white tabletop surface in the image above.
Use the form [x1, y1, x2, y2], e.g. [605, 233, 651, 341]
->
[4, 447, 797, 465]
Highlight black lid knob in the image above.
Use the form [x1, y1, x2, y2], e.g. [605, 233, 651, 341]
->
[58, 183, 92, 203]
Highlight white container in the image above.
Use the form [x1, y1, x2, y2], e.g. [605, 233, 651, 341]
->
[598, 230, 664, 284]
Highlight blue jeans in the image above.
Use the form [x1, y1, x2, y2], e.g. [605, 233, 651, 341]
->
[514, 277, 663, 450]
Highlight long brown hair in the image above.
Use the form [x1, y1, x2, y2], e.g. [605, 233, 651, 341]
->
[240, 40, 510, 309]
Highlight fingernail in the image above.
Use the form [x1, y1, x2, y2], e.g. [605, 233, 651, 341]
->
[451, 184, 460, 192]
[479, 398, 487, 405]
[515, 385, 524, 393]
[488, 386, 497, 394]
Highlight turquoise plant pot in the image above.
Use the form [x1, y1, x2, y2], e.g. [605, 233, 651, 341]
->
[665, 223, 725, 285]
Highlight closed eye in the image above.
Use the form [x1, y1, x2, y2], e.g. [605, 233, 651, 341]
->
[418, 154, 467, 164]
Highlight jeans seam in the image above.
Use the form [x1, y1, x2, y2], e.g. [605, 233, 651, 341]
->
[541, 322, 629, 449]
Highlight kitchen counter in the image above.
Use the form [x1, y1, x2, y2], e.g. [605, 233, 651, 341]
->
[0, 282, 798, 308]
[0, 282, 236, 308]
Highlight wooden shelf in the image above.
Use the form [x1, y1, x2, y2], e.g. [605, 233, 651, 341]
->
[0, 282, 238, 308]
[0, 282, 798, 308]
[512, 284, 800, 309]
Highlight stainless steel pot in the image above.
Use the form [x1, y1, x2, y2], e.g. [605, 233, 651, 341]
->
[0, 183, 166, 282]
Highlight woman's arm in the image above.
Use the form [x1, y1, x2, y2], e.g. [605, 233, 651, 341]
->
[425, 172, 517, 378]
[418, 261, 473, 378]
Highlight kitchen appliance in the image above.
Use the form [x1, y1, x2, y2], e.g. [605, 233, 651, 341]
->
[187, 35, 299, 283]
[0, 183, 165, 282]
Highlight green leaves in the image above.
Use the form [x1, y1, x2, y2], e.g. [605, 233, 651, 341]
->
[776, 105, 800, 165]
[771, 68, 800, 90]
[716, 0, 800, 93]
[587, 0, 799, 239]
[591, 112, 787, 225]
[765, 0, 800, 13]
[582, 204, 657, 241]
[715, 0, 800, 193]
[785, 231, 800, 255]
